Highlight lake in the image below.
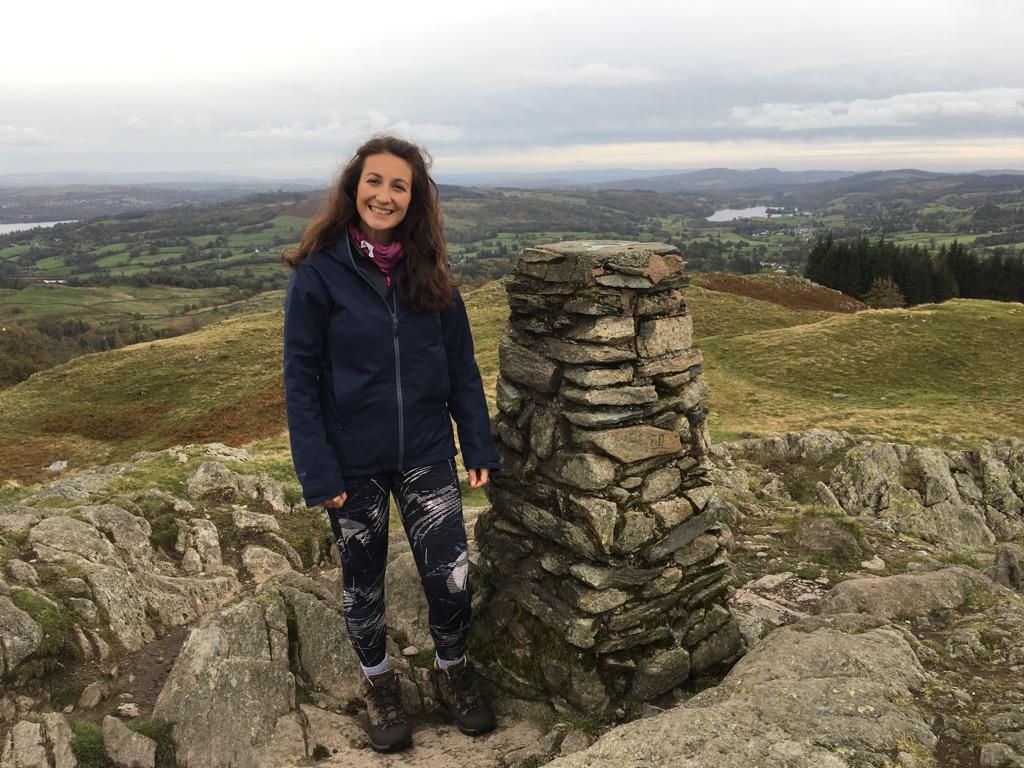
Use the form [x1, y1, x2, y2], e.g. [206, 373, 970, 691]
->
[0, 221, 77, 235]
[706, 206, 776, 222]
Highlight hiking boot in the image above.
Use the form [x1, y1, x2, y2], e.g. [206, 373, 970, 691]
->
[432, 658, 496, 736]
[362, 669, 412, 752]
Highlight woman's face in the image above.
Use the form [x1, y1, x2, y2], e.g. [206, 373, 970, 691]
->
[355, 152, 413, 244]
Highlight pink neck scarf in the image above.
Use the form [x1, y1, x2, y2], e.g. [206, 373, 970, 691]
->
[348, 224, 405, 277]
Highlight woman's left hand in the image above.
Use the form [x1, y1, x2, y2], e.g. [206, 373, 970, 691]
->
[467, 467, 490, 488]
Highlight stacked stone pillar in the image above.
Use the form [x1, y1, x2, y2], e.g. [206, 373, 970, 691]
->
[474, 241, 741, 715]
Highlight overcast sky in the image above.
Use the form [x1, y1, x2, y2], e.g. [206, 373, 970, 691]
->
[3, 0, 1023, 179]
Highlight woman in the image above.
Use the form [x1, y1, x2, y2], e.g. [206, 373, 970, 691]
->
[282, 135, 499, 752]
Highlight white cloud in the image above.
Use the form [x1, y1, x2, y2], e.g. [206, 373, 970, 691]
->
[508, 63, 661, 88]
[226, 111, 463, 144]
[732, 87, 1024, 130]
[0, 125, 52, 146]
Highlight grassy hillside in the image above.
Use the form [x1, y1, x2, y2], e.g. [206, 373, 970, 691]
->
[701, 298, 1024, 442]
[2, 276, 1021, 489]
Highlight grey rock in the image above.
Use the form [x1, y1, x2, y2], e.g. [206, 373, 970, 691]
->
[561, 384, 657, 406]
[184, 462, 286, 515]
[152, 594, 294, 768]
[231, 507, 280, 533]
[174, 518, 222, 572]
[819, 566, 1008, 620]
[103, 714, 156, 768]
[644, 506, 724, 562]
[636, 315, 693, 359]
[632, 646, 691, 700]
[266, 573, 363, 707]
[548, 614, 934, 768]
[241, 546, 292, 584]
[565, 315, 636, 343]
[565, 496, 616, 557]
[563, 408, 645, 428]
[499, 337, 561, 394]
[542, 337, 636, 364]
[569, 562, 661, 590]
[641, 467, 681, 501]
[28, 515, 122, 568]
[987, 543, 1024, 593]
[68, 597, 99, 624]
[562, 365, 634, 388]
[584, 426, 681, 464]
[0, 509, 40, 533]
[75, 504, 155, 570]
[549, 453, 616, 492]
[0, 714, 76, 768]
[59, 578, 90, 598]
[794, 515, 863, 564]
[689, 618, 744, 673]
[5, 561, 39, 587]
[614, 510, 657, 554]
[78, 682, 106, 709]
[0, 595, 42, 676]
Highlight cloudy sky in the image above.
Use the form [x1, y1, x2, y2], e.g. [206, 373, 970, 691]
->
[3, 0, 1023, 179]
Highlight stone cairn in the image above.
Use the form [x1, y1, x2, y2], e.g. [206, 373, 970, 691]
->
[473, 240, 742, 715]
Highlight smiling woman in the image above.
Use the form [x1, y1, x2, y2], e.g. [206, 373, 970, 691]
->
[280, 135, 499, 752]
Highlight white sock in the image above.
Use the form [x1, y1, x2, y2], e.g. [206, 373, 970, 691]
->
[436, 654, 465, 671]
[361, 657, 390, 679]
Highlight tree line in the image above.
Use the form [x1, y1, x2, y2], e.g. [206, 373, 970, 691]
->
[804, 234, 1024, 307]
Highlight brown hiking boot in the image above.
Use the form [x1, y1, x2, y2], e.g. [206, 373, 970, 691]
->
[432, 658, 496, 736]
[362, 669, 412, 752]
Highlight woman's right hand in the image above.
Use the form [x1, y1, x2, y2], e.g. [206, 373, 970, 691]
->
[324, 492, 348, 509]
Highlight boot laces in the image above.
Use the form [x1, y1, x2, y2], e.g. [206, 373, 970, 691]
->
[368, 674, 404, 727]
[449, 664, 484, 712]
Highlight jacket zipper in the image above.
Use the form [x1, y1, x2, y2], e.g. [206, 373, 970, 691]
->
[346, 245, 404, 469]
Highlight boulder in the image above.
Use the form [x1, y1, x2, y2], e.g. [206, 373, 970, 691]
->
[231, 507, 280, 533]
[5, 561, 39, 587]
[264, 572, 363, 707]
[174, 518, 222, 572]
[0, 596, 42, 676]
[0, 713, 76, 768]
[241, 546, 292, 584]
[28, 515, 122, 568]
[987, 543, 1024, 593]
[152, 594, 294, 768]
[103, 714, 156, 768]
[76, 504, 155, 570]
[818, 566, 1007, 620]
[794, 515, 863, 564]
[185, 463, 286, 515]
[547, 614, 935, 768]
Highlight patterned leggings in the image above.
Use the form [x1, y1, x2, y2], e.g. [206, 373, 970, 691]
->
[324, 459, 472, 667]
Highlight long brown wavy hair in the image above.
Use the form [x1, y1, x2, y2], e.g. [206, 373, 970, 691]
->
[282, 135, 454, 312]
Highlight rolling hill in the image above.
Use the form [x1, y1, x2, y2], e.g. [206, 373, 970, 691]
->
[1, 276, 1021, 491]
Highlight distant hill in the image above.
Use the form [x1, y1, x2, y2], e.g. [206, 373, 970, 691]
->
[0, 171, 321, 189]
[590, 168, 856, 192]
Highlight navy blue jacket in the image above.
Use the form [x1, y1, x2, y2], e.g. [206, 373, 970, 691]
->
[283, 237, 499, 507]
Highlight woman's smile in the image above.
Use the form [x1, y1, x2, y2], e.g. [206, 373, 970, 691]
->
[356, 152, 413, 244]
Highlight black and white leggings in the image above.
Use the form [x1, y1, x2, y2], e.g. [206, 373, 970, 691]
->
[324, 459, 472, 667]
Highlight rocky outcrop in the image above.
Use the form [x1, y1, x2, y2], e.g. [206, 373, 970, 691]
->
[151, 592, 295, 768]
[0, 713, 76, 768]
[0, 596, 42, 677]
[476, 241, 740, 714]
[547, 612, 934, 768]
[713, 430, 1024, 550]
[185, 462, 287, 516]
